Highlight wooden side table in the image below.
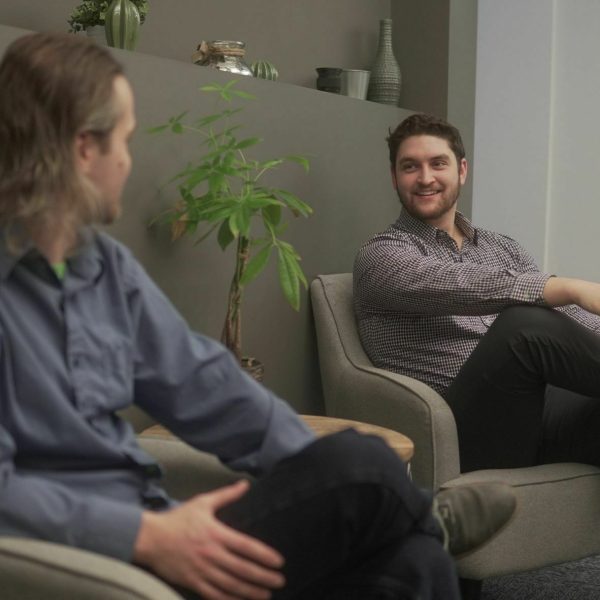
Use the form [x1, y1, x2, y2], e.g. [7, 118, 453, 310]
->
[142, 414, 414, 467]
[300, 415, 414, 464]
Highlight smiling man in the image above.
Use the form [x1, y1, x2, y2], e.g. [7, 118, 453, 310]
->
[354, 113, 600, 473]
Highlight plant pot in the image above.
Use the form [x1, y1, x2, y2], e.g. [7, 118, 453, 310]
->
[316, 67, 342, 93]
[242, 357, 264, 382]
[85, 25, 106, 45]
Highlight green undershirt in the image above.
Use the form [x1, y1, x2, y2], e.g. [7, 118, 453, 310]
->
[51, 261, 67, 280]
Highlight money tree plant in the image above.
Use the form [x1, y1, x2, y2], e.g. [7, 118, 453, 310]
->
[151, 80, 312, 365]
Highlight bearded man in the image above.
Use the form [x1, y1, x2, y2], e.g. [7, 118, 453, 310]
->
[355, 113, 600, 473]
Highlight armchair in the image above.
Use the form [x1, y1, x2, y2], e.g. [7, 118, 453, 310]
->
[310, 273, 600, 595]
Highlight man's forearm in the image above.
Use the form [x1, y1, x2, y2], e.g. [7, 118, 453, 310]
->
[543, 277, 600, 315]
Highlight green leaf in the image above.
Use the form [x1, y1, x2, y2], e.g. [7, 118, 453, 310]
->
[171, 110, 189, 123]
[200, 84, 223, 93]
[208, 172, 226, 191]
[240, 244, 272, 286]
[195, 113, 227, 128]
[200, 205, 238, 223]
[184, 168, 211, 189]
[258, 159, 284, 172]
[285, 155, 310, 172]
[232, 89, 256, 100]
[233, 205, 251, 237]
[277, 247, 301, 310]
[235, 137, 262, 150]
[171, 122, 183, 134]
[217, 220, 235, 250]
[262, 204, 282, 226]
[275, 189, 313, 217]
[228, 214, 239, 238]
[147, 124, 169, 134]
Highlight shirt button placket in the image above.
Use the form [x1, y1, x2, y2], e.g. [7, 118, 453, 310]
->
[64, 293, 86, 410]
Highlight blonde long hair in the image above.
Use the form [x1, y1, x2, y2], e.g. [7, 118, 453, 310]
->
[0, 32, 124, 249]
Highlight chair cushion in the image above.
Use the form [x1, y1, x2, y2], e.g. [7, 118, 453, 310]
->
[442, 463, 600, 578]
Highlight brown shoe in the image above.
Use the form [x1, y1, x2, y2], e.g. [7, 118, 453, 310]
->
[432, 482, 517, 557]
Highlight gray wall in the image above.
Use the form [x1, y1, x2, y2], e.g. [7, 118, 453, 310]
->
[392, 0, 450, 118]
[447, 0, 477, 218]
[547, 1, 600, 282]
[0, 24, 410, 414]
[472, 0, 554, 267]
[0, 0, 391, 87]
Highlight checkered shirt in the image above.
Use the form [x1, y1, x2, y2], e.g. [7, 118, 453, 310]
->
[353, 210, 600, 396]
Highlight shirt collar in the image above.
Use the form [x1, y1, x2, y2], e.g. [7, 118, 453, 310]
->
[0, 227, 103, 282]
[395, 210, 477, 244]
[0, 227, 32, 280]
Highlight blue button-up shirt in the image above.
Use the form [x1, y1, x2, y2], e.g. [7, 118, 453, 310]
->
[0, 229, 314, 561]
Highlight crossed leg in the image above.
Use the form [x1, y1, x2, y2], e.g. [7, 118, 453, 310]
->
[445, 305, 600, 471]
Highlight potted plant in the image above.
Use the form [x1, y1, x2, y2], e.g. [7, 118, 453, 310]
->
[151, 80, 312, 372]
[67, 0, 149, 34]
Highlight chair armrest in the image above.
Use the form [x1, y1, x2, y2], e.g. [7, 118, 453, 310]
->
[0, 537, 182, 600]
[310, 275, 460, 490]
[324, 362, 460, 490]
[137, 435, 246, 500]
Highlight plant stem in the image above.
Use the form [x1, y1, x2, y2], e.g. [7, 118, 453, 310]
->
[221, 235, 250, 362]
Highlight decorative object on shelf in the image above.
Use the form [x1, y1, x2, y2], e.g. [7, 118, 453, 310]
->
[192, 41, 253, 77]
[367, 18, 402, 106]
[340, 69, 371, 100]
[85, 25, 106, 45]
[67, 0, 148, 45]
[251, 60, 279, 81]
[316, 67, 342, 93]
[149, 81, 312, 367]
[104, 0, 140, 50]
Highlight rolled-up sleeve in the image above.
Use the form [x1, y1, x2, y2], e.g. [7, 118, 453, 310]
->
[355, 231, 551, 317]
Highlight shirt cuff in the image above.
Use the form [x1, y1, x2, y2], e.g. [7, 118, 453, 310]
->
[511, 272, 551, 304]
[79, 497, 143, 562]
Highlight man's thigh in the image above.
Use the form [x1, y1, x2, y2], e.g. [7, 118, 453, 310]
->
[216, 430, 439, 598]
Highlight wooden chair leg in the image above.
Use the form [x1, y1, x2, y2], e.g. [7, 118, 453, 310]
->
[459, 578, 482, 600]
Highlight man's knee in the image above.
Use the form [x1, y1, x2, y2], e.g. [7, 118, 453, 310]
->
[301, 429, 411, 488]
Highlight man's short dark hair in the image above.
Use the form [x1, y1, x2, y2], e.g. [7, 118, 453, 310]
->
[387, 113, 466, 168]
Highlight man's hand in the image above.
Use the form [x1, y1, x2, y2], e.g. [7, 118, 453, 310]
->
[544, 277, 600, 316]
[134, 479, 285, 600]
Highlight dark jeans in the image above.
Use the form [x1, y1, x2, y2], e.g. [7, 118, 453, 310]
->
[178, 430, 460, 600]
[446, 305, 600, 472]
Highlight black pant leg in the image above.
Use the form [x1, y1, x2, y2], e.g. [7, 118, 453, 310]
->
[217, 429, 460, 600]
[540, 385, 600, 464]
[446, 305, 600, 471]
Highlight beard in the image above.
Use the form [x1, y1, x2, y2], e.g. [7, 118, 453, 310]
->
[396, 180, 461, 223]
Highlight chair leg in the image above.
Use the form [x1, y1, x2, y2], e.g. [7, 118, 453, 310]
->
[459, 578, 482, 600]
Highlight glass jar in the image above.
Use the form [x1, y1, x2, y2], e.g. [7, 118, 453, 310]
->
[192, 40, 253, 77]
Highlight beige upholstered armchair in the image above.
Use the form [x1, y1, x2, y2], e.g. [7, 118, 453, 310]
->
[0, 407, 241, 600]
[310, 273, 600, 598]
